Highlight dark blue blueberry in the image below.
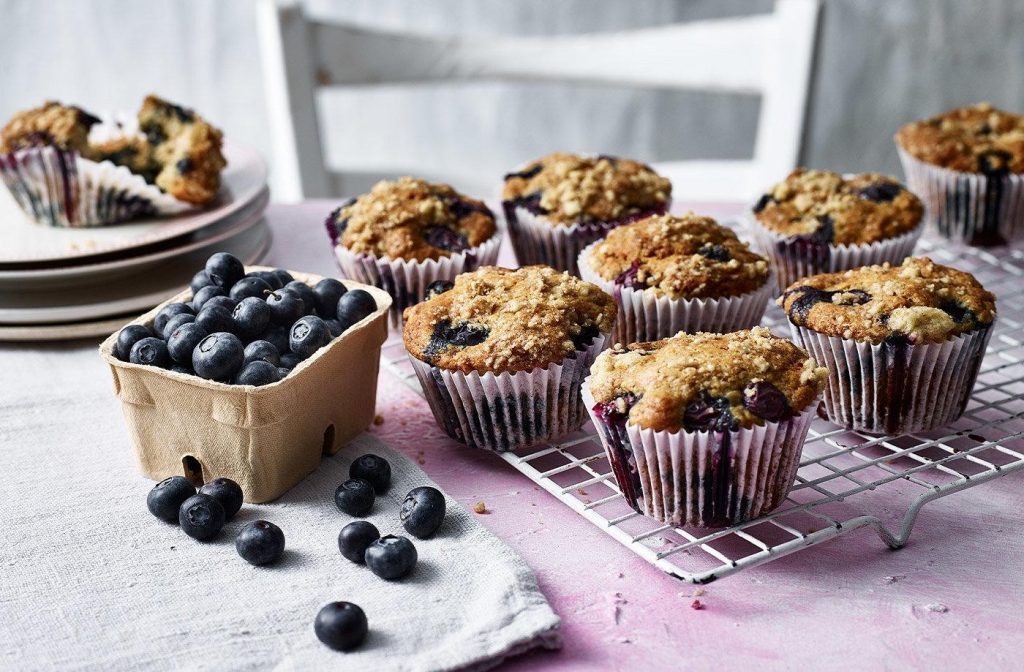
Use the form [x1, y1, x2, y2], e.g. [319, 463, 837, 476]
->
[192, 285, 227, 312]
[349, 454, 391, 494]
[313, 279, 348, 318]
[205, 252, 245, 290]
[114, 324, 152, 361]
[272, 269, 295, 286]
[614, 261, 641, 288]
[284, 281, 318, 315]
[335, 290, 377, 331]
[277, 367, 291, 379]
[592, 392, 639, 426]
[190, 269, 213, 294]
[334, 478, 375, 516]
[146, 475, 196, 523]
[752, 193, 775, 213]
[424, 280, 454, 300]
[160, 312, 196, 340]
[178, 493, 226, 541]
[204, 295, 237, 312]
[697, 243, 732, 262]
[448, 198, 493, 220]
[364, 535, 417, 580]
[423, 225, 469, 253]
[143, 123, 166, 146]
[230, 276, 273, 302]
[858, 182, 903, 203]
[977, 149, 1011, 175]
[195, 304, 235, 334]
[290, 315, 332, 358]
[267, 290, 305, 326]
[243, 340, 280, 367]
[503, 164, 542, 181]
[939, 299, 977, 325]
[234, 360, 282, 386]
[167, 322, 209, 366]
[783, 287, 869, 325]
[571, 323, 600, 351]
[279, 352, 302, 370]
[742, 381, 791, 422]
[324, 199, 356, 245]
[171, 364, 194, 375]
[235, 520, 285, 566]
[232, 297, 272, 341]
[338, 520, 380, 564]
[192, 332, 245, 381]
[810, 215, 835, 243]
[129, 337, 170, 368]
[198, 477, 244, 520]
[507, 190, 547, 215]
[314, 602, 368, 652]
[423, 319, 489, 358]
[682, 392, 737, 432]
[154, 302, 194, 335]
[247, 270, 284, 291]
[400, 486, 446, 539]
[258, 324, 291, 354]
[176, 157, 193, 174]
[324, 319, 344, 337]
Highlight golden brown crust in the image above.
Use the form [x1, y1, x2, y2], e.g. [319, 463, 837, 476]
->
[752, 169, 923, 245]
[586, 213, 770, 299]
[334, 177, 497, 261]
[895, 102, 1024, 174]
[0, 101, 99, 154]
[779, 257, 996, 344]
[588, 327, 827, 432]
[402, 265, 616, 374]
[502, 153, 670, 226]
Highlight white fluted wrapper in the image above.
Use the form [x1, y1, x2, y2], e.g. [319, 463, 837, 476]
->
[896, 146, 1024, 245]
[407, 333, 609, 452]
[582, 382, 818, 528]
[577, 242, 773, 343]
[790, 323, 992, 435]
[748, 217, 922, 292]
[0, 146, 192, 227]
[334, 231, 502, 329]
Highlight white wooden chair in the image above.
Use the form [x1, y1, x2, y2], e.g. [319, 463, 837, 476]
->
[257, 0, 820, 202]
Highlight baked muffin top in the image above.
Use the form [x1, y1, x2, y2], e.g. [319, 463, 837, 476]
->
[403, 265, 615, 373]
[0, 101, 100, 153]
[779, 257, 996, 344]
[752, 169, 923, 246]
[588, 327, 827, 433]
[896, 102, 1024, 174]
[502, 153, 671, 226]
[586, 212, 770, 299]
[328, 177, 497, 262]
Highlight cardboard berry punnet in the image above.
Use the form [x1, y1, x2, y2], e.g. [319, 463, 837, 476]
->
[99, 267, 392, 503]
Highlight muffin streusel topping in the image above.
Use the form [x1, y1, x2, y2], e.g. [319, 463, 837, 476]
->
[895, 102, 1024, 174]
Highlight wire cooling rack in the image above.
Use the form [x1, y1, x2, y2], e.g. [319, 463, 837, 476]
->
[378, 236, 1024, 584]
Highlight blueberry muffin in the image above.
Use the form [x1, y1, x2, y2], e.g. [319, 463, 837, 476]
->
[501, 153, 672, 275]
[403, 265, 616, 451]
[584, 327, 827, 527]
[0, 101, 100, 153]
[895, 103, 1024, 245]
[781, 257, 996, 434]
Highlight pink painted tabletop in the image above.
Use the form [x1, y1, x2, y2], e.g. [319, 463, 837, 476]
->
[262, 201, 1024, 671]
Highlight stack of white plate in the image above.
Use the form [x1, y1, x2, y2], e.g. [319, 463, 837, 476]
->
[0, 144, 269, 341]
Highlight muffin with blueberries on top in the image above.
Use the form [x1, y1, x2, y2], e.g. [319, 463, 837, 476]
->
[403, 265, 616, 452]
[583, 327, 827, 528]
[326, 177, 501, 327]
[781, 256, 996, 434]
[578, 212, 772, 342]
[895, 102, 1024, 245]
[501, 152, 671, 276]
[749, 168, 923, 290]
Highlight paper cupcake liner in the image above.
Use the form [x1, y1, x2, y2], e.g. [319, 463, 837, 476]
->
[407, 333, 609, 452]
[334, 231, 502, 329]
[0, 145, 192, 227]
[578, 242, 773, 343]
[748, 217, 922, 292]
[582, 382, 818, 528]
[896, 146, 1024, 245]
[502, 202, 669, 276]
[790, 323, 992, 435]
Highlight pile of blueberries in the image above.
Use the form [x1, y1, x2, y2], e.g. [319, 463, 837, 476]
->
[113, 252, 378, 385]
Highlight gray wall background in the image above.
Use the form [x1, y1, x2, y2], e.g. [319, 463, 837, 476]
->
[1, 0, 1021, 198]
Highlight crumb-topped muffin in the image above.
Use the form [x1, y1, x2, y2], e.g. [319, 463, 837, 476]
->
[896, 102, 1024, 175]
[404, 265, 615, 373]
[780, 257, 996, 344]
[0, 101, 100, 153]
[328, 177, 496, 262]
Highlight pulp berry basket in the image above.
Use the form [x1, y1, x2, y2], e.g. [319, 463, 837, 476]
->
[99, 267, 392, 503]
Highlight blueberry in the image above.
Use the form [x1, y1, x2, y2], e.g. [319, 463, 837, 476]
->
[230, 276, 273, 302]
[259, 324, 291, 354]
[697, 243, 732, 262]
[160, 312, 196, 340]
[190, 269, 213, 294]
[284, 281, 317, 315]
[170, 364, 194, 375]
[338, 520, 380, 563]
[400, 486, 446, 539]
[176, 157, 193, 174]
[449, 197, 493, 220]
[192, 332, 245, 381]
[424, 280, 454, 300]
[266, 290, 305, 326]
[198, 477, 244, 520]
[146, 475, 196, 523]
[349, 454, 391, 494]
[503, 164, 542, 181]
[277, 367, 291, 379]
[154, 302, 194, 334]
[314, 602, 368, 652]
[290, 315, 331, 358]
[742, 381, 792, 422]
[423, 225, 468, 252]
[334, 478, 375, 516]
[129, 337, 170, 368]
[243, 340, 280, 367]
[272, 269, 295, 286]
[232, 297, 271, 340]
[424, 319, 489, 357]
[592, 392, 639, 426]
[613, 261, 641, 288]
[325, 319, 344, 337]
[204, 295, 237, 312]
[939, 299, 977, 325]
[195, 304, 235, 334]
[682, 392, 737, 432]
[858, 182, 902, 203]
[783, 287, 869, 325]
[167, 322, 209, 365]
[192, 285, 227, 312]
[978, 149, 1011, 175]
[570, 323, 600, 351]
[235, 520, 285, 566]
[234, 361, 282, 386]
[313, 278, 348, 318]
[205, 252, 245, 289]
[114, 324, 152, 361]
[752, 193, 775, 213]
[279, 352, 302, 370]
[247, 270, 284, 291]
[178, 493, 226, 541]
[364, 535, 417, 580]
[336, 290, 377, 331]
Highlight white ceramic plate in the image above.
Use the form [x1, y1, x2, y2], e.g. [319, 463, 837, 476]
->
[0, 143, 268, 265]
[0, 219, 271, 325]
[0, 314, 140, 342]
